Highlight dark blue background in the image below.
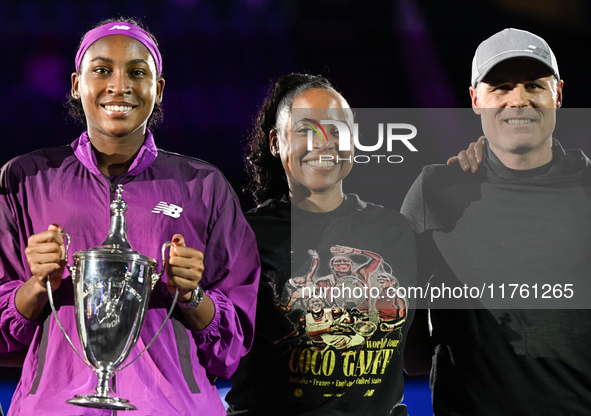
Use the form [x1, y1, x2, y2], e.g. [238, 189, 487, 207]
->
[1, 0, 589, 414]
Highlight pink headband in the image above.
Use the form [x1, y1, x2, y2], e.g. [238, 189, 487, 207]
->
[75, 22, 162, 75]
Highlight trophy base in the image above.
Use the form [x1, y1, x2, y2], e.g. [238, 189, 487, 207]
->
[67, 394, 137, 411]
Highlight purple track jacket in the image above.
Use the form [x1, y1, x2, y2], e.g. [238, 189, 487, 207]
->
[0, 130, 260, 415]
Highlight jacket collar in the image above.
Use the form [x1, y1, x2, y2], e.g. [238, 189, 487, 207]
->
[483, 137, 588, 182]
[71, 129, 158, 177]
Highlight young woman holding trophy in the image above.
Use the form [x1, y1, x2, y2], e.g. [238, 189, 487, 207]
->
[0, 18, 259, 415]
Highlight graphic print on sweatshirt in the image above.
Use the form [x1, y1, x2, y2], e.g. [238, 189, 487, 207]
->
[269, 244, 408, 398]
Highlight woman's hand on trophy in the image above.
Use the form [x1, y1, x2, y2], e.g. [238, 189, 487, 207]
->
[25, 223, 66, 292]
[165, 234, 204, 301]
[16, 224, 66, 320]
[166, 234, 215, 331]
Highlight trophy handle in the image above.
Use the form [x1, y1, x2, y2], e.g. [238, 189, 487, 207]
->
[115, 241, 179, 373]
[61, 232, 70, 265]
[46, 232, 92, 367]
[152, 241, 172, 290]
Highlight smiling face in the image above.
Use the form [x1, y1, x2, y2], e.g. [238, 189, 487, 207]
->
[331, 256, 353, 274]
[71, 35, 164, 142]
[271, 88, 353, 204]
[308, 297, 325, 313]
[377, 275, 392, 289]
[470, 59, 563, 168]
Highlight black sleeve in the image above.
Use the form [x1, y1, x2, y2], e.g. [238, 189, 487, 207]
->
[401, 171, 426, 234]
[402, 171, 437, 287]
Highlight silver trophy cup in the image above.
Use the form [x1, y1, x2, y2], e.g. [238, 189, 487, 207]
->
[47, 185, 178, 411]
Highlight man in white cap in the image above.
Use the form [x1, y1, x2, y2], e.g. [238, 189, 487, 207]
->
[402, 28, 591, 415]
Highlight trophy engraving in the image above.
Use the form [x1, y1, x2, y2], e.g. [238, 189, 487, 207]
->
[47, 185, 178, 410]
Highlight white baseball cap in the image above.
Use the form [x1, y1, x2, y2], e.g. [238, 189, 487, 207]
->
[471, 28, 560, 87]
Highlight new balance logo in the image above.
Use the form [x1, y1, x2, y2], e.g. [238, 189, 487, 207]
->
[110, 25, 131, 30]
[152, 202, 183, 218]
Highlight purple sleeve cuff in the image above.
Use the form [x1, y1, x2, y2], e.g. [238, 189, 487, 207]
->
[7, 283, 40, 326]
[192, 289, 221, 340]
[191, 289, 245, 379]
[0, 281, 40, 354]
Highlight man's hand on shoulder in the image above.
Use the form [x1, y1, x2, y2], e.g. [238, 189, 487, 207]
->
[447, 136, 485, 173]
